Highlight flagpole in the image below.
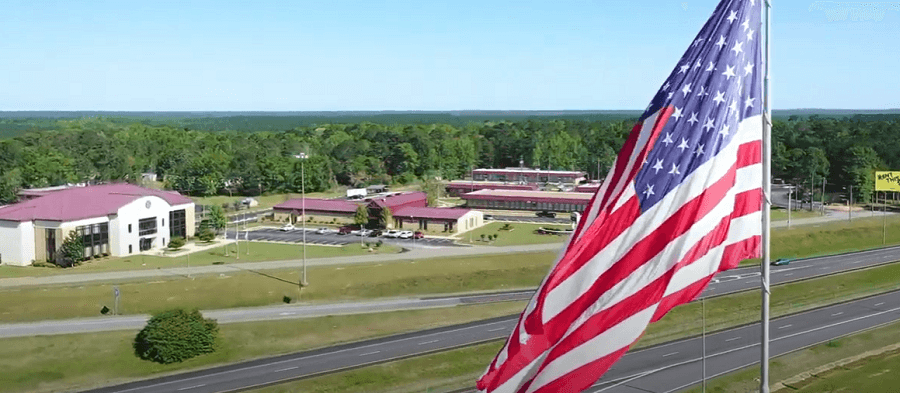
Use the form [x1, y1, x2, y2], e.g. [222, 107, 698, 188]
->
[760, 0, 773, 392]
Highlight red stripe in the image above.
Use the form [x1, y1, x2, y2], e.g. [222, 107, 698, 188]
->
[733, 189, 763, 218]
[653, 235, 761, 322]
[486, 163, 739, 390]
[528, 273, 673, 392]
[527, 347, 631, 393]
[737, 139, 762, 168]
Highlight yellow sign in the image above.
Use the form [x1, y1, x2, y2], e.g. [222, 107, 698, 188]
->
[875, 171, 900, 191]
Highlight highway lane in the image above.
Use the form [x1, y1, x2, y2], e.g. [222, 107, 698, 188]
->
[81, 246, 900, 393]
[9, 244, 900, 338]
[587, 290, 900, 392]
[85, 290, 900, 393]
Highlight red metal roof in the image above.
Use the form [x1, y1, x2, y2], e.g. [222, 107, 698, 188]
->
[445, 182, 538, 191]
[274, 198, 360, 213]
[392, 206, 471, 220]
[367, 192, 427, 209]
[0, 183, 193, 223]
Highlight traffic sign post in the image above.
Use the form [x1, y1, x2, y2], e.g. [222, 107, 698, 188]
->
[113, 286, 120, 315]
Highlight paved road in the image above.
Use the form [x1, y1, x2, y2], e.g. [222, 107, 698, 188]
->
[490, 215, 571, 225]
[82, 289, 900, 393]
[232, 227, 460, 248]
[6, 245, 900, 337]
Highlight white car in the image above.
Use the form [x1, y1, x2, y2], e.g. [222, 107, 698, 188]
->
[280, 223, 295, 231]
[315, 227, 337, 235]
[398, 231, 413, 239]
[383, 230, 401, 238]
[357, 229, 373, 237]
[349, 229, 362, 236]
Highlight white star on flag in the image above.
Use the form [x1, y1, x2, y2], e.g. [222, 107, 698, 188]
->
[718, 123, 730, 137]
[731, 41, 744, 56]
[651, 159, 664, 173]
[745, 96, 756, 109]
[722, 65, 736, 80]
[681, 83, 692, 97]
[661, 132, 674, 146]
[694, 144, 705, 157]
[715, 35, 726, 49]
[677, 138, 690, 152]
[703, 116, 716, 132]
[672, 106, 684, 121]
[687, 112, 699, 125]
[727, 10, 738, 23]
[744, 62, 754, 76]
[713, 90, 726, 105]
[668, 163, 681, 175]
[643, 184, 655, 197]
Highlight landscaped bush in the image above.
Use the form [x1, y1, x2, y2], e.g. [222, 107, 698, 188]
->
[133, 309, 218, 364]
[197, 228, 216, 243]
[168, 237, 186, 250]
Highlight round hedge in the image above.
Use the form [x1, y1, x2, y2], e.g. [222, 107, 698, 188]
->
[134, 309, 218, 364]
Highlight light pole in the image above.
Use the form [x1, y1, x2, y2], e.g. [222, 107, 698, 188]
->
[787, 186, 793, 228]
[294, 152, 309, 288]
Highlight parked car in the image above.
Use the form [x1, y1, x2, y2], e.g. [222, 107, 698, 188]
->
[398, 231, 413, 239]
[338, 226, 355, 235]
[536, 211, 557, 218]
[368, 229, 383, 237]
[484, 214, 494, 220]
[771, 258, 793, 266]
[280, 223, 295, 231]
[383, 230, 401, 238]
[356, 229, 373, 237]
[315, 227, 334, 235]
[413, 231, 424, 239]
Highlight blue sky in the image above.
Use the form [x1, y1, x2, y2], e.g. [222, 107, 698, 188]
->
[1, 0, 897, 111]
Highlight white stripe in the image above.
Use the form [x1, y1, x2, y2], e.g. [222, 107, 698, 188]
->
[522, 306, 658, 393]
[663, 208, 761, 297]
[541, 118, 758, 324]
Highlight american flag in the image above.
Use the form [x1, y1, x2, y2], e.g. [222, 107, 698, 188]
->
[477, 0, 763, 392]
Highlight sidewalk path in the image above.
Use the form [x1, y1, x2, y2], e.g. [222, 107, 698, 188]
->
[0, 243, 562, 289]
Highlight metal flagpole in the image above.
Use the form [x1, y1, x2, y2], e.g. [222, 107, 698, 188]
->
[760, 0, 773, 392]
[702, 297, 707, 393]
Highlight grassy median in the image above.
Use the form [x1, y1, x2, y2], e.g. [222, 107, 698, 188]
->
[0, 301, 527, 393]
[0, 251, 556, 322]
[0, 241, 402, 278]
[457, 222, 572, 246]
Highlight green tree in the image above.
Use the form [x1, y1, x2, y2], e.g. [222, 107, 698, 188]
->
[58, 230, 84, 267]
[844, 146, 882, 203]
[133, 309, 218, 364]
[207, 205, 227, 232]
[354, 205, 369, 228]
[380, 207, 393, 229]
[0, 168, 22, 204]
[197, 228, 216, 243]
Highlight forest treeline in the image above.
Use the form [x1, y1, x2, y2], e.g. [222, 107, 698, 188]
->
[0, 114, 897, 205]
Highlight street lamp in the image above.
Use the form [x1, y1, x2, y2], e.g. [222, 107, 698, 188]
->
[294, 152, 309, 288]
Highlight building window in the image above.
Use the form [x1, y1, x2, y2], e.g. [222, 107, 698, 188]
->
[162, 218, 165, 226]
[169, 209, 186, 239]
[128, 224, 132, 233]
[139, 217, 157, 236]
[129, 244, 132, 254]
[45, 229, 56, 262]
[76, 223, 109, 259]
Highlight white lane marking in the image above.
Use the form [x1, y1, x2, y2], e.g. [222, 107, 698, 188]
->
[418, 340, 440, 345]
[177, 385, 206, 391]
[850, 260, 862, 264]
[662, 352, 678, 357]
[821, 267, 830, 270]
[876, 302, 885, 307]
[359, 351, 381, 356]
[778, 324, 792, 329]
[278, 312, 295, 316]
[783, 273, 794, 277]
[745, 280, 757, 284]
[488, 327, 507, 332]
[725, 337, 741, 342]
[275, 366, 298, 372]
[832, 312, 844, 316]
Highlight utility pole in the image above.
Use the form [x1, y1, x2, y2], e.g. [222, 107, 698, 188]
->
[787, 187, 792, 228]
[821, 178, 826, 214]
[849, 184, 853, 221]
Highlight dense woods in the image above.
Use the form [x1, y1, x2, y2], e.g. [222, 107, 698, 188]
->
[0, 114, 897, 205]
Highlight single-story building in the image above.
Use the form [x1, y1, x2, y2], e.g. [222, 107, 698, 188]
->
[273, 191, 482, 234]
[461, 189, 592, 213]
[445, 181, 539, 197]
[392, 207, 483, 233]
[366, 184, 388, 194]
[273, 198, 360, 225]
[0, 183, 195, 267]
[573, 182, 602, 193]
[473, 168, 586, 185]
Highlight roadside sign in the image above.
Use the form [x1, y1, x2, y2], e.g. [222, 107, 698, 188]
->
[114, 286, 119, 298]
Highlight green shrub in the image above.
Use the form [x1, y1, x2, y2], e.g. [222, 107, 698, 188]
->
[168, 237, 186, 250]
[197, 228, 216, 243]
[133, 309, 218, 364]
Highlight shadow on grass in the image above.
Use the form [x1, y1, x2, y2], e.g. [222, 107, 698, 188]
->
[225, 264, 300, 286]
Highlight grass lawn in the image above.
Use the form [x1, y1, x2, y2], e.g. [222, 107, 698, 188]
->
[0, 241, 401, 278]
[0, 301, 526, 393]
[770, 206, 822, 221]
[458, 222, 570, 246]
[0, 251, 556, 322]
[683, 321, 900, 393]
[191, 191, 345, 210]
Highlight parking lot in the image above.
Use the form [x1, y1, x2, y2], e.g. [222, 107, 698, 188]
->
[489, 215, 571, 225]
[227, 227, 461, 248]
